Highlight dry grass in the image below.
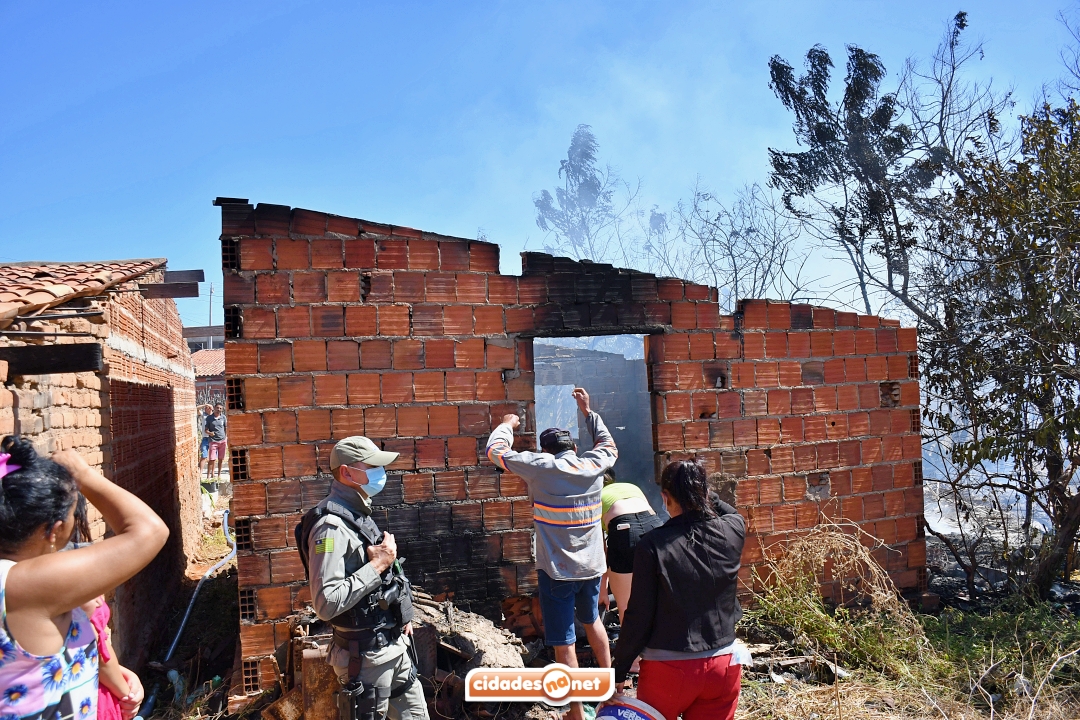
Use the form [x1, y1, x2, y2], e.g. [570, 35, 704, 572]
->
[740, 521, 1080, 720]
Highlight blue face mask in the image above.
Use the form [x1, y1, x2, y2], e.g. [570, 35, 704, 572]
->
[362, 466, 388, 497]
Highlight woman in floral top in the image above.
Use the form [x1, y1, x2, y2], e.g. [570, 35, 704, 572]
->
[0, 437, 169, 720]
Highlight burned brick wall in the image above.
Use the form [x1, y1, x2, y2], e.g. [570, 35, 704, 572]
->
[219, 201, 925, 697]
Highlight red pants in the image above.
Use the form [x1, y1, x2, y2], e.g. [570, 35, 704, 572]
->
[636, 654, 741, 720]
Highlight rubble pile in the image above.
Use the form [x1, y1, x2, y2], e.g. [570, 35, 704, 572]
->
[264, 588, 556, 720]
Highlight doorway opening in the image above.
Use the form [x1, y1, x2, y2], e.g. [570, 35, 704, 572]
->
[532, 334, 663, 514]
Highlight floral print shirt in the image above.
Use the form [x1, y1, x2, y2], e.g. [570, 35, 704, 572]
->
[0, 560, 98, 720]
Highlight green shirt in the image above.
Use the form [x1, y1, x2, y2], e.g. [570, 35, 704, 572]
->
[601, 482, 648, 531]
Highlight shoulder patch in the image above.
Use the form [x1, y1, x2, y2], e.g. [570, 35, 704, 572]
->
[314, 537, 334, 554]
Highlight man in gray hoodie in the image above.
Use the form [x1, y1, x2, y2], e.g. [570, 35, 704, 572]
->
[486, 387, 616, 720]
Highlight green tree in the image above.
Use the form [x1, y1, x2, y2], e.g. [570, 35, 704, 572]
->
[932, 103, 1080, 599]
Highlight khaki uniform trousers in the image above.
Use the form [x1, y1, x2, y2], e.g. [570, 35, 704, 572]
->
[332, 635, 429, 720]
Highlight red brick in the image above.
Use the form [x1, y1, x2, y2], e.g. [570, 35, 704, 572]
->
[232, 482, 267, 516]
[742, 333, 765, 360]
[882, 435, 904, 461]
[505, 307, 533, 333]
[677, 363, 705, 390]
[793, 445, 816, 471]
[277, 306, 310, 337]
[343, 306, 377, 337]
[476, 371, 505, 401]
[240, 238, 274, 270]
[688, 332, 715, 360]
[709, 421, 733, 449]
[854, 329, 877, 354]
[381, 372, 414, 403]
[757, 418, 780, 445]
[848, 412, 870, 437]
[833, 330, 856, 355]
[697, 303, 720, 329]
[445, 371, 475, 401]
[291, 272, 326, 303]
[237, 553, 271, 586]
[325, 271, 361, 302]
[344, 237, 375, 267]
[326, 340, 359, 371]
[361, 339, 392, 369]
[312, 306, 345, 337]
[841, 496, 863, 521]
[886, 355, 908, 380]
[229, 413, 263, 445]
[456, 338, 485, 368]
[283, 445, 317, 477]
[809, 331, 833, 357]
[778, 361, 801, 387]
[501, 473, 529, 497]
[244, 377, 277, 410]
[422, 406, 456, 436]
[397, 406, 429, 437]
[764, 332, 787, 358]
[248, 446, 284, 479]
[226, 342, 259, 375]
[470, 242, 499, 272]
[862, 438, 883, 464]
[434, 471, 467, 501]
[814, 387, 838, 413]
[685, 422, 710, 448]
[402, 472, 434, 503]
[376, 239, 409, 269]
[278, 376, 313, 407]
[407, 239, 440, 270]
[276, 239, 310, 269]
[488, 275, 518, 304]
[364, 407, 396, 437]
[657, 278, 684, 301]
[733, 419, 757, 446]
[787, 332, 811, 357]
[740, 300, 767, 328]
[755, 362, 779, 388]
[438, 240, 470, 271]
[443, 305, 473, 335]
[896, 328, 917, 352]
[270, 549, 306, 583]
[456, 274, 487, 303]
[264, 411, 297, 442]
[393, 340, 424, 370]
[483, 500, 513, 530]
[791, 387, 814, 413]
[414, 436, 444, 470]
[836, 384, 859, 411]
[780, 417, 803, 443]
[326, 408, 360, 442]
[715, 332, 741, 359]
[803, 416, 827, 442]
[242, 307, 276, 339]
[299, 408, 333, 440]
[655, 423, 684, 451]
[487, 343, 515, 369]
[473, 306, 504, 335]
[838, 440, 861, 467]
[424, 272, 455, 303]
[671, 302, 697, 330]
[414, 373, 446, 402]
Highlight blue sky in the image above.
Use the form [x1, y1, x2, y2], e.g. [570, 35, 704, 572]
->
[0, 1, 1072, 326]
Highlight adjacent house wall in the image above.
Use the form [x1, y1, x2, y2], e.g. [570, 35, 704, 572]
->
[0, 275, 201, 667]
[218, 201, 926, 697]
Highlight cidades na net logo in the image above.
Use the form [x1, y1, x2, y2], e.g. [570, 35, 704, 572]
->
[464, 665, 616, 705]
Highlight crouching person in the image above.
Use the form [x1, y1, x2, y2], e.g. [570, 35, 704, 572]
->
[297, 436, 429, 720]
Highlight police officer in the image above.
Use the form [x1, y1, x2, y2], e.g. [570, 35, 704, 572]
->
[300, 436, 429, 720]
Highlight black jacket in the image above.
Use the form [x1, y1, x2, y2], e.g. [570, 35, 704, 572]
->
[612, 494, 745, 683]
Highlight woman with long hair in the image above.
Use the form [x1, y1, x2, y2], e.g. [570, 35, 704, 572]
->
[611, 459, 747, 720]
[0, 436, 169, 720]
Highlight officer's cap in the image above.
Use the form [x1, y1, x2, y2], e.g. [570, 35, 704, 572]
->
[329, 436, 399, 469]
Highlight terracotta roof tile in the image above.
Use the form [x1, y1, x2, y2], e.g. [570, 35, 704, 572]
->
[191, 348, 225, 377]
[0, 259, 166, 327]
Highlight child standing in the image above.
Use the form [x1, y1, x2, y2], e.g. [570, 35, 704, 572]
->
[81, 596, 128, 720]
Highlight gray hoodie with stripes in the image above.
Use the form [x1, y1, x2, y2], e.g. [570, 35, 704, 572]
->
[486, 411, 618, 580]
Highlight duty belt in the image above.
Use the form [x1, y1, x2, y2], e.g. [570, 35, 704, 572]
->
[333, 625, 402, 656]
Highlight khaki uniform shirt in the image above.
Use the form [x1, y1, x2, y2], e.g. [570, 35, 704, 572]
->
[308, 481, 405, 669]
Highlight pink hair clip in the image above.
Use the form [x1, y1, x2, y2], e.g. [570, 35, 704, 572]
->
[0, 452, 21, 480]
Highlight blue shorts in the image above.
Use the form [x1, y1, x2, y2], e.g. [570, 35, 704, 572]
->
[200, 437, 210, 458]
[536, 570, 601, 646]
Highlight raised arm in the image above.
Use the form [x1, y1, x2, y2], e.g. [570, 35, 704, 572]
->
[7, 450, 169, 616]
[572, 388, 617, 470]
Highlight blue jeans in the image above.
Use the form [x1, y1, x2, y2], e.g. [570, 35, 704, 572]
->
[536, 570, 601, 646]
